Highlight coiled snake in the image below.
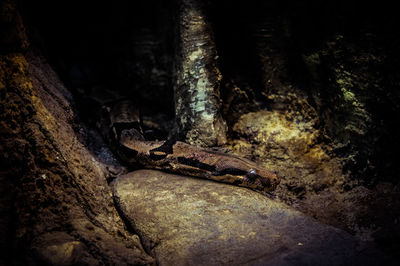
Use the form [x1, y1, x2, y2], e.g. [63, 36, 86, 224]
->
[104, 100, 280, 192]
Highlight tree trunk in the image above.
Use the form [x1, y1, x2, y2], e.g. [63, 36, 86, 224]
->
[174, 0, 227, 147]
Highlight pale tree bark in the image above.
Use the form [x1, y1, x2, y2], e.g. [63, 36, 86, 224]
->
[174, 0, 227, 147]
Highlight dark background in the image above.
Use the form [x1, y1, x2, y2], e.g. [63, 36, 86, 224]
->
[19, 0, 400, 184]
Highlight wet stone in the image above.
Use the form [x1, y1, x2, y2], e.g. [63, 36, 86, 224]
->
[112, 170, 385, 266]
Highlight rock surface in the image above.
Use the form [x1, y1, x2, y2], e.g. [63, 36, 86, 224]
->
[0, 3, 153, 261]
[112, 170, 384, 266]
[230, 109, 400, 249]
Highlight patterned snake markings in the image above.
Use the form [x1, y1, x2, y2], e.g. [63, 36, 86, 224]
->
[106, 100, 280, 192]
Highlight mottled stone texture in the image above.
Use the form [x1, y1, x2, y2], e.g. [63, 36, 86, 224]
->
[230, 110, 379, 233]
[113, 170, 384, 266]
[174, 0, 227, 147]
[0, 51, 154, 265]
[0, 3, 153, 264]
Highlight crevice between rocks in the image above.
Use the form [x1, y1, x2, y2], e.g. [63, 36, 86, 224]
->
[112, 193, 157, 262]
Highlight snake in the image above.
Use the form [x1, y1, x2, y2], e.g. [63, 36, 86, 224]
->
[104, 100, 280, 192]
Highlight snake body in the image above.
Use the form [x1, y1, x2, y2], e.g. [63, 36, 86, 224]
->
[106, 100, 280, 192]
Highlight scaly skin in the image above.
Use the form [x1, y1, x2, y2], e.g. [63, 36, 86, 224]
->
[118, 129, 280, 192]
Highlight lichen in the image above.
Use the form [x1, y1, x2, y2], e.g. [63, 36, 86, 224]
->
[334, 64, 372, 139]
[230, 110, 346, 221]
[175, 1, 226, 146]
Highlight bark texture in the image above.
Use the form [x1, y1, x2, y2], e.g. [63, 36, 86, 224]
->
[174, 0, 227, 147]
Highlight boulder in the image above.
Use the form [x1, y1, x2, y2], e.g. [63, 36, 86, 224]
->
[112, 170, 384, 265]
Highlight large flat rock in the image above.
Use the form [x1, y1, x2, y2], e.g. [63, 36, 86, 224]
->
[112, 170, 384, 265]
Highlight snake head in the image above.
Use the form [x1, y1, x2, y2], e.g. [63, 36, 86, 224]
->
[211, 155, 280, 192]
[243, 168, 280, 192]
